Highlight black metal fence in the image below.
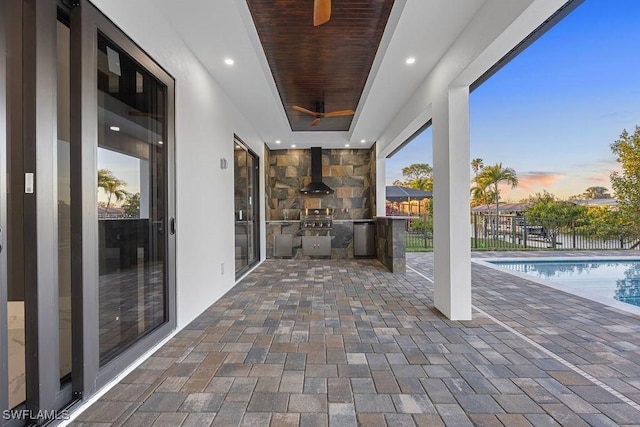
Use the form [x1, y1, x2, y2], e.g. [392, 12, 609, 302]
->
[405, 214, 638, 251]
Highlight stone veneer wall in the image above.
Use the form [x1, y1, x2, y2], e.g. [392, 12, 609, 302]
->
[376, 217, 406, 273]
[266, 148, 374, 221]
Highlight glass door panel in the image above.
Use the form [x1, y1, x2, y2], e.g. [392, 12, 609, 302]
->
[97, 32, 167, 365]
[234, 139, 259, 277]
[234, 144, 249, 272]
[247, 152, 257, 267]
[6, 0, 26, 409]
[57, 16, 72, 383]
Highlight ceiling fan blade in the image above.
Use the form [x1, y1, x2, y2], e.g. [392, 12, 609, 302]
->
[310, 118, 322, 127]
[313, 0, 331, 26]
[324, 109, 355, 117]
[293, 105, 319, 116]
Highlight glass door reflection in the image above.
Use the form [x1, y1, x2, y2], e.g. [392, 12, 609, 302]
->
[97, 33, 167, 365]
[246, 149, 258, 267]
[234, 144, 249, 272]
[234, 139, 259, 277]
[57, 16, 72, 385]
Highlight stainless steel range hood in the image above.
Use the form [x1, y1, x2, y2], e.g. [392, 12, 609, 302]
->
[299, 147, 334, 195]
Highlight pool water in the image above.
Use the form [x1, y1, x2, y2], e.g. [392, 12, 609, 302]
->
[490, 259, 640, 307]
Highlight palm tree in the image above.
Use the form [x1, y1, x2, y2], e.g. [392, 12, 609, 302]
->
[98, 169, 128, 215]
[98, 168, 110, 190]
[471, 158, 484, 178]
[471, 178, 491, 209]
[477, 163, 518, 236]
[470, 159, 486, 208]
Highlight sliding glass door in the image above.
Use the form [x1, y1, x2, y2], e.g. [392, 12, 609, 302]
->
[0, 0, 176, 422]
[71, 0, 176, 393]
[2, 0, 76, 419]
[234, 138, 259, 277]
[96, 32, 168, 365]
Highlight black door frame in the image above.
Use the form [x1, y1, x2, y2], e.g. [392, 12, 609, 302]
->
[70, 0, 176, 398]
[0, 0, 9, 416]
[234, 136, 260, 278]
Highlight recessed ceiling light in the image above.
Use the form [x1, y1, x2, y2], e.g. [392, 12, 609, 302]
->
[405, 57, 416, 65]
[110, 126, 120, 132]
[224, 58, 234, 65]
[158, 141, 164, 145]
[360, 139, 366, 143]
[345, 144, 350, 147]
[291, 144, 296, 148]
[275, 140, 281, 144]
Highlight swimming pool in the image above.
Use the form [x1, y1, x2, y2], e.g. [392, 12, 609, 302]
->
[478, 257, 640, 313]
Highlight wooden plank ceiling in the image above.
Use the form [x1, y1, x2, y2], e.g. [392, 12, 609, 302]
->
[246, 0, 395, 131]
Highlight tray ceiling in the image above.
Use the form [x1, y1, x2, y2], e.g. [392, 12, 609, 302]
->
[246, 0, 394, 132]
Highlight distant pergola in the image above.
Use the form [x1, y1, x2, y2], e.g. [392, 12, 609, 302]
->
[385, 186, 432, 216]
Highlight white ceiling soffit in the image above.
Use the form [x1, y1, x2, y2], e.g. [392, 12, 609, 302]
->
[150, 0, 505, 150]
[350, 0, 485, 147]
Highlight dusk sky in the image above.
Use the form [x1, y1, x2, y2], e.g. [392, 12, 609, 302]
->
[385, 0, 640, 201]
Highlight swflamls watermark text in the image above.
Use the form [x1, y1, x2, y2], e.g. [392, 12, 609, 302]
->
[2, 409, 70, 421]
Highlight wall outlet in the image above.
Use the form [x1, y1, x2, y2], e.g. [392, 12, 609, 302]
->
[221, 262, 224, 275]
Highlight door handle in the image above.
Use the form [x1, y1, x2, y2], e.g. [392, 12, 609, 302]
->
[0, 226, 3, 253]
[170, 218, 176, 235]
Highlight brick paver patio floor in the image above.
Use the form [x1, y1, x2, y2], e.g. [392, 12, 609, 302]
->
[72, 251, 640, 426]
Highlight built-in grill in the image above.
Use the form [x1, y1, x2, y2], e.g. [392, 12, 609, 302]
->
[300, 208, 333, 230]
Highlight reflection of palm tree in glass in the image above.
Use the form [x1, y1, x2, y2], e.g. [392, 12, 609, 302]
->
[98, 168, 127, 214]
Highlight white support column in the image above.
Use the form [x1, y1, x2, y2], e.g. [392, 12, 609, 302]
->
[375, 153, 387, 217]
[432, 85, 471, 320]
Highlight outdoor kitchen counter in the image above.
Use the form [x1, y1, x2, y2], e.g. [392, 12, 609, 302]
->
[265, 219, 376, 259]
[266, 219, 376, 223]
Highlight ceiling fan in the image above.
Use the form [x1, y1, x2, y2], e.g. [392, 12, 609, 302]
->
[293, 102, 354, 127]
[313, 0, 331, 26]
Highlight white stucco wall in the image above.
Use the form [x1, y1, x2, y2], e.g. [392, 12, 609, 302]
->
[91, 0, 266, 329]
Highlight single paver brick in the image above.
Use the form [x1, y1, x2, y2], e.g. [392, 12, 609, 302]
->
[241, 412, 271, 427]
[354, 394, 395, 413]
[270, 413, 299, 427]
[372, 371, 401, 394]
[289, 394, 328, 413]
[495, 395, 545, 414]
[249, 364, 284, 377]
[179, 393, 224, 412]
[385, 413, 415, 426]
[392, 394, 437, 414]
[77, 401, 138, 422]
[329, 403, 356, 426]
[151, 412, 188, 427]
[139, 393, 187, 412]
[300, 413, 327, 427]
[247, 392, 289, 412]
[351, 378, 376, 393]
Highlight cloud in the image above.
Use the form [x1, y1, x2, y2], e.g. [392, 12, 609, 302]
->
[514, 171, 565, 190]
[584, 173, 612, 185]
[572, 159, 618, 170]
